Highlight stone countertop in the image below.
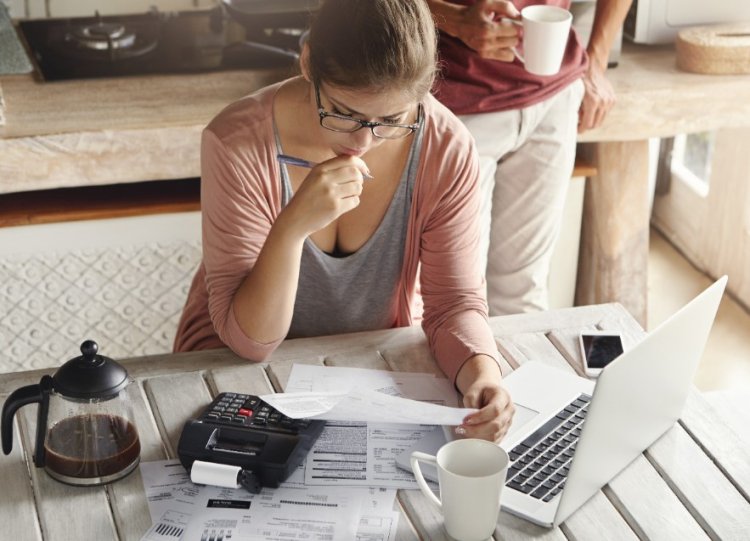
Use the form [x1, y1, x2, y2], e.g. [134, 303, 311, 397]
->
[1, 42, 750, 194]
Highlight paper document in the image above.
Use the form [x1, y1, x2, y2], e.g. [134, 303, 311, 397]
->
[139, 459, 399, 541]
[271, 365, 459, 489]
[261, 383, 474, 425]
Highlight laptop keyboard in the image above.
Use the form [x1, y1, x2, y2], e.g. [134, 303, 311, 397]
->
[506, 394, 591, 502]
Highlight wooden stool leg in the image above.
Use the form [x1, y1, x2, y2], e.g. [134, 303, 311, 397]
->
[575, 140, 651, 327]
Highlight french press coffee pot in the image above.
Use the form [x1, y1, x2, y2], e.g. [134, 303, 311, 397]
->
[1, 340, 141, 486]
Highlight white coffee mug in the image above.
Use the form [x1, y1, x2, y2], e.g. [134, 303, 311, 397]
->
[411, 439, 509, 541]
[517, 5, 572, 76]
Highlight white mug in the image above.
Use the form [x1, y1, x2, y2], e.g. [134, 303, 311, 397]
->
[516, 5, 572, 76]
[411, 439, 509, 541]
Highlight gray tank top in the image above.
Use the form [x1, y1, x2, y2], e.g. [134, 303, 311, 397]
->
[278, 129, 423, 338]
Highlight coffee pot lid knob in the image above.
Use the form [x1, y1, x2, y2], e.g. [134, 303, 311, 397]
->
[53, 340, 129, 400]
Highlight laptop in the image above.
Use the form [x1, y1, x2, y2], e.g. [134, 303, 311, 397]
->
[396, 276, 727, 527]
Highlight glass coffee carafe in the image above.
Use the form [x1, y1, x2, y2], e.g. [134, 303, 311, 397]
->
[1, 340, 141, 486]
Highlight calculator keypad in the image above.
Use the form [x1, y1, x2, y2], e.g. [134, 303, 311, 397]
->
[200, 393, 309, 433]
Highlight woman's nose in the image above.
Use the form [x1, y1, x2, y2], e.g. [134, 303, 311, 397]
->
[351, 127, 375, 149]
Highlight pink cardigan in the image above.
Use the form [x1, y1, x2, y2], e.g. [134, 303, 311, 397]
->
[174, 79, 499, 384]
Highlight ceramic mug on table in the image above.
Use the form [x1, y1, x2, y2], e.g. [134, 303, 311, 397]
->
[411, 438, 509, 541]
[514, 5, 573, 76]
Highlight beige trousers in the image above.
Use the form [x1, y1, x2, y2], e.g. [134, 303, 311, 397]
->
[459, 79, 585, 316]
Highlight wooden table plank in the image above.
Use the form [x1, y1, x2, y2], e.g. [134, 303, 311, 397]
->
[645, 423, 750, 540]
[108, 382, 170, 541]
[397, 489, 462, 541]
[143, 371, 212, 457]
[19, 407, 120, 541]
[394, 499, 420, 541]
[0, 348, 248, 396]
[325, 347, 391, 371]
[267, 325, 427, 363]
[207, 363, 275, 396]
[561, 491, 639, 541]
[606, 455, 710, 540]
[702, 390, 750, 448]
[266, 357, 325, 392]
[0, 394, 43, 541]
[380, 342, 445, 377]
[680, 391, 750, 502]
[496, 332, 577, 373]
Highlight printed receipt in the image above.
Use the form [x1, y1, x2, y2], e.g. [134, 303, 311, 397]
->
[260, 386, 475, 425]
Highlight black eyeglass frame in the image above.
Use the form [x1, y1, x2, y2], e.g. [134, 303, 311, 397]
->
[314, 83, 423, 140]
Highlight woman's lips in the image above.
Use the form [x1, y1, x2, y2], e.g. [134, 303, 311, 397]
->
[340, 146, 366, 157]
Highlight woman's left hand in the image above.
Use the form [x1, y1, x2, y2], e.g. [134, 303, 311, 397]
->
[454, 355, 515, 442]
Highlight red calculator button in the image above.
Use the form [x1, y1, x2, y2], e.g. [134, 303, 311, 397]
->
[238, 408, 253, 417]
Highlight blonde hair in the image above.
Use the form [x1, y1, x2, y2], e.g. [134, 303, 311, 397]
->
[307, 0, 438, 99]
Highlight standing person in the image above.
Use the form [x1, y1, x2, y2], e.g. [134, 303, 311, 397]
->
[426, 0, 632, 315]
[174, 0, 515, 442]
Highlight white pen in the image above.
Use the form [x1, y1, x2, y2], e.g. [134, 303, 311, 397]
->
[277, 153, 373, 179]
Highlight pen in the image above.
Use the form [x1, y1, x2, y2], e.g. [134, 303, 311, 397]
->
[277, 154, 373, 179]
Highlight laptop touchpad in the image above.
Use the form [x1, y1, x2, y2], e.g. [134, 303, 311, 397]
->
[506, 403, 540, 439]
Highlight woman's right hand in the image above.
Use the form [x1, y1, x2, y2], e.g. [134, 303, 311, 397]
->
[283, 155, 370, 238]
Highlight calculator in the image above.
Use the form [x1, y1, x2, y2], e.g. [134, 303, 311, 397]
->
[177, 392, 325, 490]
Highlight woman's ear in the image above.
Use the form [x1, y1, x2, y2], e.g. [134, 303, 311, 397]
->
[299, 42, 312, 82]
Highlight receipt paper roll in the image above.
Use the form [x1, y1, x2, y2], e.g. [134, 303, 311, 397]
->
[190, 460, 242, 489]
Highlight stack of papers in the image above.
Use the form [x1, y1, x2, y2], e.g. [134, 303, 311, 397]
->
[140, 364, 474, 540]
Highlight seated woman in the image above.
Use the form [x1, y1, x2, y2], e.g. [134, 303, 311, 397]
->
[174, 0, 514, 442]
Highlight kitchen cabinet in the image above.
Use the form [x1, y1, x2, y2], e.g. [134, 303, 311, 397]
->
[652, 126, 750, 310]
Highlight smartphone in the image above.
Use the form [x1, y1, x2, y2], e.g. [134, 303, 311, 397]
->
[579, 331, 624, 377]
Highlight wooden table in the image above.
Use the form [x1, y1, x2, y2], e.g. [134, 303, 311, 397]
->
[2, 303, 749, 541]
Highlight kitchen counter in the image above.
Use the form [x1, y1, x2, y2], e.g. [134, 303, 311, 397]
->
[0, 67, 289, 193]
[2, 42, 750, 324]
[2, 42, 750, 193]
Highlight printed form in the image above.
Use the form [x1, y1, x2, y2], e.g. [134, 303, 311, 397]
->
[266, 365, 466, 488]
[139, 459, 399, 541]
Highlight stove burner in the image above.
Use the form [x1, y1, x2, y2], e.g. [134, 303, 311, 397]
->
[69, 21, 136, 51]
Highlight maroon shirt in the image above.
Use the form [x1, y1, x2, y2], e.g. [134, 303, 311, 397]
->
[433, 0, 588, 114]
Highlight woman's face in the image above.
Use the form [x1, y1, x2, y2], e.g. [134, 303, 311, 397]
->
[314, 82, 420, 157]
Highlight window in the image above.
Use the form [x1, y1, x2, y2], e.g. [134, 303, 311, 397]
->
[670, 132, 716, 197]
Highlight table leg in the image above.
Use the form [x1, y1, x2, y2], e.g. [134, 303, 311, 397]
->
[575, 140, 651, 327]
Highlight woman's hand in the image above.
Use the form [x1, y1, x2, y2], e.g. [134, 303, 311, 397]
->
[283, 155, 370, 238]
[454, 354, 515, 442]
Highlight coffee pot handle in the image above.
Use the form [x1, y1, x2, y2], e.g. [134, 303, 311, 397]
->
[1, 376, 53, 465]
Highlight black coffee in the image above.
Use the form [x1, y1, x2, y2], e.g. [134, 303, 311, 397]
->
[44, 414, 140, 479]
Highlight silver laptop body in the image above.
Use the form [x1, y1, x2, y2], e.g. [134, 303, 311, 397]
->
[397, 276, 727, 527]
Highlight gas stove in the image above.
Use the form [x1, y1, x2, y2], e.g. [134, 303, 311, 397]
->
[18, 3, 316, 82]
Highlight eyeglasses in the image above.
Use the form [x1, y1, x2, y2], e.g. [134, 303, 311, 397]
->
[314, 83, 422, 140]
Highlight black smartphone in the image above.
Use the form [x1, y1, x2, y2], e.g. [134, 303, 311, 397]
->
[578, 331, 624, 377]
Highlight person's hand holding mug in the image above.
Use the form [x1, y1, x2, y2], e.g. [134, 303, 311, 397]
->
[515, 5, 573, 76]
[436, 0, 522, 61]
